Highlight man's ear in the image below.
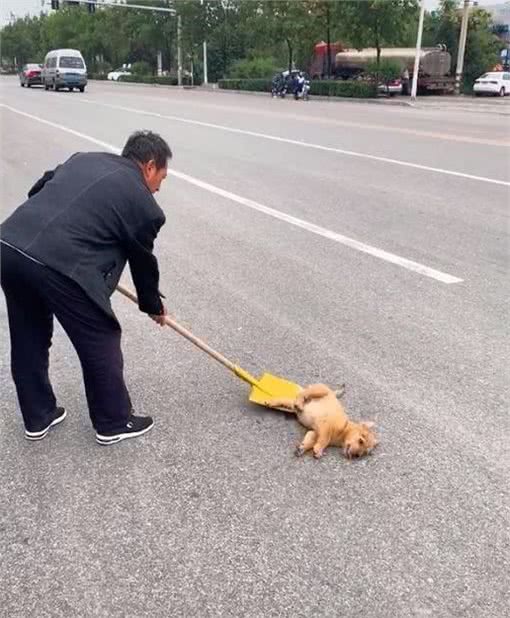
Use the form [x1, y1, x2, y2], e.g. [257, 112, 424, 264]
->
[145, 159, 157, 173]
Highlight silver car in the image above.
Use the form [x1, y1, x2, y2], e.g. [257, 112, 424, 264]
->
[42, 48, 87, 92]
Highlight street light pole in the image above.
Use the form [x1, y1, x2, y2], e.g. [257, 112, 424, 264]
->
[455, 0, 470, 95]
[326, 2, 331, 79]
[177, 13, 182, 87]
[203, 40, 208, 85]
[201, 0, 208, 85]
[411, 0, 425, 101]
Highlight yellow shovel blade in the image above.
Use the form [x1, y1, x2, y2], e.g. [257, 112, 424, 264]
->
[248, 372, 301, 407]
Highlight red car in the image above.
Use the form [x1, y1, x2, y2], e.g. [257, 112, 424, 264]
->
[19, 64, 43, 87]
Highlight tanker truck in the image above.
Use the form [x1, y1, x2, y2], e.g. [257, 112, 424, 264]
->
[333, 45, 455, 94]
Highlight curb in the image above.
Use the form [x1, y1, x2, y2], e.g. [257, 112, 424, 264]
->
[90, 79, 412, 107]
[89, 80, 509, 114]
[213, 87, 413, 106]
[89, 79, 197, 90]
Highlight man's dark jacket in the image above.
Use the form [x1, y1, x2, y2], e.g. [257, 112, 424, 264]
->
[0, 152, 165, 320]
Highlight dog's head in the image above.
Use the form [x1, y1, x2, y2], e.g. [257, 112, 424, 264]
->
[343, 421, 378, 459]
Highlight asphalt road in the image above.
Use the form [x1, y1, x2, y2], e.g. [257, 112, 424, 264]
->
[1, 76, 509, 618]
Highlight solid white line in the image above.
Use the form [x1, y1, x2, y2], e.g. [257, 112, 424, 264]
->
[78, 97, 510, 188]
[170, 169, 463, 283]
[0, 103, 463, 284]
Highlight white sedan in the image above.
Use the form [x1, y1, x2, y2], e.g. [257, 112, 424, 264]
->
[107, 67, 132, 81]
[473, 71, 510, 97]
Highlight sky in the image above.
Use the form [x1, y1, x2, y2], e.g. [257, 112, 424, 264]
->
[1, 0, 509, 27]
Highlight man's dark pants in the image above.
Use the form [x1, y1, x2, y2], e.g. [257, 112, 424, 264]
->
[1, 244, 131, 433]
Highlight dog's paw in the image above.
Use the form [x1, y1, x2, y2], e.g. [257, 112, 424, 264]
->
[313, 448, 324, 459]
[295, 445, 305, 457]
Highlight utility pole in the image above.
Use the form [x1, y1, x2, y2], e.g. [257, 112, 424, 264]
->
[411, 0, 425, 101]
[157, 50, 162, 77]
[455, 0, 470, 95]
[177, 13, 183, 86]
[203, 40, 208, 85]
[201, 0, 208, 85]
[326, 2, 331, 79]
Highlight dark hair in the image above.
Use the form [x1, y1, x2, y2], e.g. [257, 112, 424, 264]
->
[121, 130, 172, 169]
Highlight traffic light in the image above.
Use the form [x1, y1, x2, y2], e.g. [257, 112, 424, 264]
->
[50, 0, 59, 9]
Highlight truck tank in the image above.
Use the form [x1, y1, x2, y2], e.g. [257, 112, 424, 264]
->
[334, 47, 451, 77]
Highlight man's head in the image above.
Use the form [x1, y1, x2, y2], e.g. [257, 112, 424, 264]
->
[121, 130, 172, 194]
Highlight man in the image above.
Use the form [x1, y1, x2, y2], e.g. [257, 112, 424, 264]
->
[0, 130, 172, 445]
[402, 67, 410, 96]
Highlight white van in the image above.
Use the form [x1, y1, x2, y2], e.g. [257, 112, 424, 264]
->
[42, 49, 87, 92]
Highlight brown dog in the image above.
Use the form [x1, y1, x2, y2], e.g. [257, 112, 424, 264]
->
[264, 383, 377, 459]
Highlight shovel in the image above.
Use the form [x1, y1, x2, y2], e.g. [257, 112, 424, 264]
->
[116, 284, 301, 406]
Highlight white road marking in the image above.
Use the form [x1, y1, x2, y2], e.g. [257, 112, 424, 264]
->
[0, 103, 464, 284]
[77, 97, 510, 188]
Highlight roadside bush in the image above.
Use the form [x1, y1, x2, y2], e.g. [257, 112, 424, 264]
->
[118, 75, 178, 85]
[219, 78, 377, 98]
[130, 61, 152, 76]
[228, 57, 277, 79]
[218, 78, 273, 92]
[93, 61, 112, 77]
[310, 80, 377, 98]
[366, 59, 402, 84]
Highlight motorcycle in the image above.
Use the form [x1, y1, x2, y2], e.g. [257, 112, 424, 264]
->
[294, 76, 311, 101]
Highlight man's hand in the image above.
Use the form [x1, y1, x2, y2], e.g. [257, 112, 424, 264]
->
[150, 304, 167, 327]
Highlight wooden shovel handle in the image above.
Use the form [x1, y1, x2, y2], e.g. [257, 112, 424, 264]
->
[115, 283, 240, 374]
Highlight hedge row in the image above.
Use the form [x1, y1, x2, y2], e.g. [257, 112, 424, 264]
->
[218, 78, 377, 98]
[310, 80, 377, 98]
[88, 74, 376, 98]
[218, 78, 273, 92]
[119, 74, 179, 85]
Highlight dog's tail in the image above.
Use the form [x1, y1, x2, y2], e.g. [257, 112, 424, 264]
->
[334, 384, 346, 399]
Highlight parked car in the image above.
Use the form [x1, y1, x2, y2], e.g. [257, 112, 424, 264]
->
[19, 63, 43, 87]
[42, 48, 87, 92]
[473, 71, 510, 97]
[107, 64, 132, 81]
[378, 78, 403, 96]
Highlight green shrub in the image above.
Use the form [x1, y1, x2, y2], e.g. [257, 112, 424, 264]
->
[131, 61, 152, 76]
[93, 61, 112, 77]
[365, 59, 402, 84]
[219, 78, 377, 98]
[118, 75, 179, 85]
[228, 57, 277, 79]
[119, 74, 152, 83]
[218, 78, 273, 92]
[154, 76, 179, 86]
[310, 80, 377, 98]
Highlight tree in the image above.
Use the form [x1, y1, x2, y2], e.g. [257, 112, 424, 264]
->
[462, 7, 501, 88]
[422, 0, 501, 89]
[1, 16, 44, 65]
[339, 0, 419, 65]
[299, 1, 341, 78]
[260, 1, 311, 72]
